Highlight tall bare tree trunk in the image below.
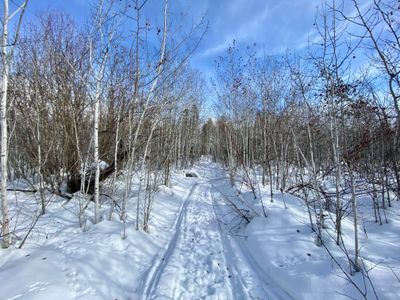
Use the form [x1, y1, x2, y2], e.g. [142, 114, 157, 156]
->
[36, 103, 45, 216]
[90, 0, 116, 224]
[93, 80, 100, 224]
[1, 0, 10, 248]
[1, 0, 28, 248]
[348, 164, 360, 273]
[138, 118, 159, 230]
[109, 108, 121, 221]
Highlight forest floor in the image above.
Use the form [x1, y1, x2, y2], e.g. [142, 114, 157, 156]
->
[0, 160, 400, 299]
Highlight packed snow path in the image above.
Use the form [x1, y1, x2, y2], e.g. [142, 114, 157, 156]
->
[140, 164, 290, 300]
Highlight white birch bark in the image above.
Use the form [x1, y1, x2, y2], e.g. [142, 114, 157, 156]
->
[348, 164, 360, 272]
[0, 0, 10, 248]
[121, 0, 168, 235]
[36, 102, 45, 216]
[90, 0, 116, 224]
[93, 77, 100, 224]
[109, 107, 121, 221]
[137, 116, 160, 230]
[1, 0, 28, 248]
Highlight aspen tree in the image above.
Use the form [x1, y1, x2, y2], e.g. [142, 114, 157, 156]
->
[1, 0, 28, 248]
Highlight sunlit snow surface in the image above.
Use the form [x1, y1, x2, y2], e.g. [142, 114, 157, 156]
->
[1, 161, 399, 299]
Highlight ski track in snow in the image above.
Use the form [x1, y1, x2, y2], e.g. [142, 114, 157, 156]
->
[209, 166, 296, 300]
[141, 165, 287, 300]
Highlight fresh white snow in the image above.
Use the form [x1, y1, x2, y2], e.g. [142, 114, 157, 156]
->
[1, 160, 400, 299]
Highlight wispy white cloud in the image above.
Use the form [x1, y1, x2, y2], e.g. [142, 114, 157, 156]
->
[196, 0, 319, 60]
[200, 36, 235, 57]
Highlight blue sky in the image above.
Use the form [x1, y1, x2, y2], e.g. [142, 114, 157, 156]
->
[187, 0, 318, 76]
[19, 0, 320, 78]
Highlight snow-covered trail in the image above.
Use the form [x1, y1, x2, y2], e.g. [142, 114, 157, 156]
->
[141, 163, 286, 300]
[207, 165, 295, 300]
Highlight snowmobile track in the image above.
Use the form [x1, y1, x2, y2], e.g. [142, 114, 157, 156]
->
[139, 182, 199, 300]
